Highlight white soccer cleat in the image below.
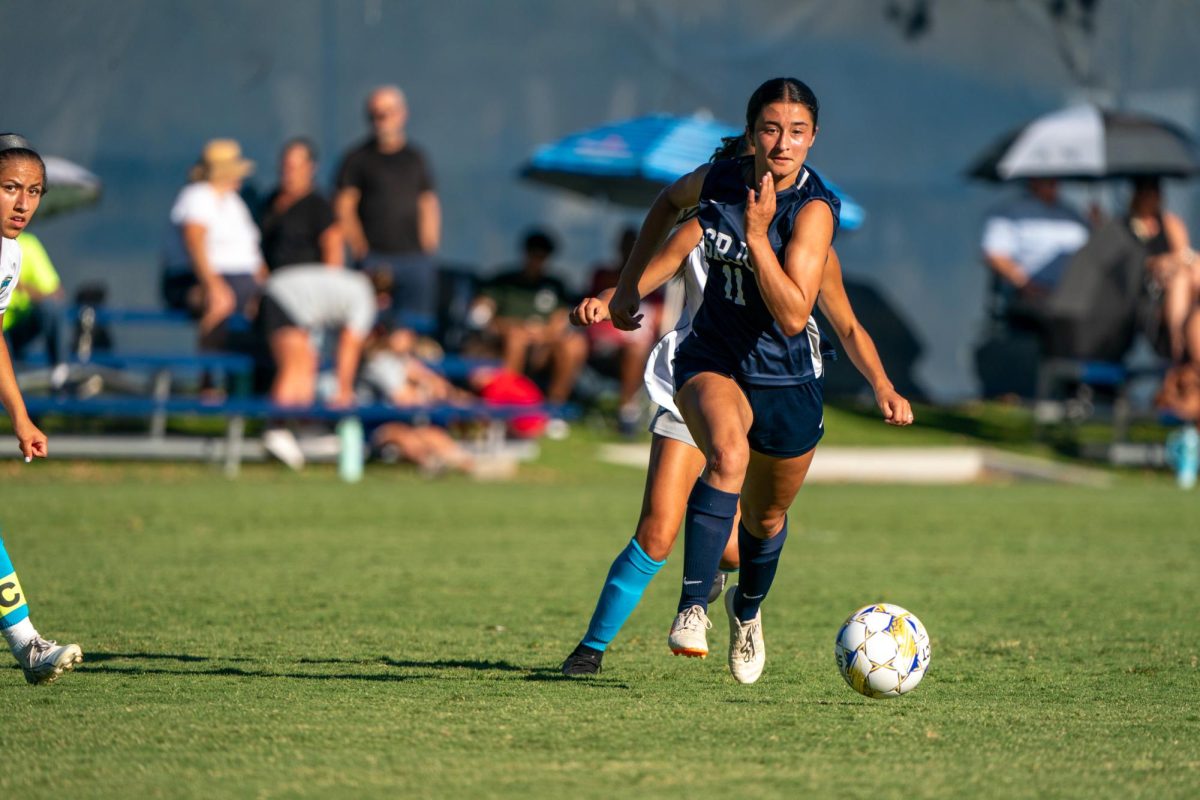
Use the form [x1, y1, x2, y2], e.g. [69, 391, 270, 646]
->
[16, 636, 83, 686]
[707, 571, 729, 605]
[725, 586, 765, 684]
[668, 604, 711, 658]
[263, 428, 305, 471]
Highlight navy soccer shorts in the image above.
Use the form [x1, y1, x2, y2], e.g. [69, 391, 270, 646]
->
[674, 349, 824, 459]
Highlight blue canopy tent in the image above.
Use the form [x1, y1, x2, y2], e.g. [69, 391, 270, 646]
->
[519, 113, 865, 230]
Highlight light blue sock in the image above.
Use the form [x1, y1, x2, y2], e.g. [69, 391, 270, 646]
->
[0, 533, 32, 629]
[581, 538, 666, 651]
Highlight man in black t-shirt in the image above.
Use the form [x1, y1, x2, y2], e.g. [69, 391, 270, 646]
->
[335, 85, 441, 321]
[259, 138, 342, 271]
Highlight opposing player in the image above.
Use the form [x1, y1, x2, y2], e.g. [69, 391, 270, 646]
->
[560, 136, 750, 677]
[560, 219, 736, 676]
[0, 134, 83, 685]
[607, 78, 912, 684]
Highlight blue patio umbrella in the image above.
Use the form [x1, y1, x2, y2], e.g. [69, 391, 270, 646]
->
[519, 113, 865, 230]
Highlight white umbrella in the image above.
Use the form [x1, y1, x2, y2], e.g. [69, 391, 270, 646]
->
[968, 104, 1200, 181]
[40, 155, 102, 217]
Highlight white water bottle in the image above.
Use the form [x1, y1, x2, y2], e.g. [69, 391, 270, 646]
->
[337, 416, 364, 483]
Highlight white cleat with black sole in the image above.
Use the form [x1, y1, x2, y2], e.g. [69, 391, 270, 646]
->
[725, 586, 765, 684]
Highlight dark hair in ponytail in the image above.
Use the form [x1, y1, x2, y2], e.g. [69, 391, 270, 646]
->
[709, 134, 748, 162]
[744, 77, 819, 130]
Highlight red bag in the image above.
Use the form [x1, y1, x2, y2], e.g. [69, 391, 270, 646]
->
[477, 370, 549, 438]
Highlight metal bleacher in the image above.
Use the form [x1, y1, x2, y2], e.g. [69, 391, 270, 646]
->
[17, 304, 552, 477]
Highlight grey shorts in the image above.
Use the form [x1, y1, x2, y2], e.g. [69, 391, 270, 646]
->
[648, 405, 697, 448]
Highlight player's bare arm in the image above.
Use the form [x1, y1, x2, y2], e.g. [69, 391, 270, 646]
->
[609, 166, 710, 330]
[0, 313, 47, 459]
[746, 177, 834, 336]
[816, 250, 914, 426]
[576, 218, 704, 328]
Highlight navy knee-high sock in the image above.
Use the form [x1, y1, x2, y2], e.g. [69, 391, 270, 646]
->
[733, 517, 788, 622]
[676, 479, 739, 613]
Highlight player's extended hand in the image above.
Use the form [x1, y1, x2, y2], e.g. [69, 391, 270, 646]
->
[876, 387, 914, 426]
[607, 282, 644, 331]
[745, 171, 776, 239]
[15, 417, 48, 461]
[570, 296, 611, 327]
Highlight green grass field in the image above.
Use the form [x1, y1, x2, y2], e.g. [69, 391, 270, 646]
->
[1, 437, 1198, 799]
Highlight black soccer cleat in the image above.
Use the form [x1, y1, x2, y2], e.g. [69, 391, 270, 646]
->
[560, 643, 604, 676]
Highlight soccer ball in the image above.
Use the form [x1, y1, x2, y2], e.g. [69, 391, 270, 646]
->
[834, 603, 930, 699]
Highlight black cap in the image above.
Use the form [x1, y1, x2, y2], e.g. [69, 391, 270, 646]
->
[0, 133, 35, 154]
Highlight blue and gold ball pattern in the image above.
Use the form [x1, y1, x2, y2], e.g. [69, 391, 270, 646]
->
[834, 603, 930, 698]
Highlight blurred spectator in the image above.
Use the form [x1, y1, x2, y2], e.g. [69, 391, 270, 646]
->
[981, 177, 1090, 333]
[162, 138, 267, 350]
[360, 323, 529, 476]
[4, 232, 63, 364]
[258, 264, 377, 409]
[1126, 176, 1200, 364]
[335, 85, 441, 319]
[360, 323, 470, 407]
[360, 320, 481, 477]
[258, 138, 343, 271]
[256, 265, 378, 469]
[585, 226, 661, 432]
[370, 421, 478, 477]
[472, 229, 586, 405]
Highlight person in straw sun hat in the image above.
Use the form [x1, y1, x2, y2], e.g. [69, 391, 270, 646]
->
[162, 137, 267, 352]
[194, 138, 255, 183]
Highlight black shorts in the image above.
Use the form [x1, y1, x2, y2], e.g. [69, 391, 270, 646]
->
[161, 270, 260, 318]
[674, 349, 824, 459]
[161, 268, 198, 313]
[257, 294, 299, 339]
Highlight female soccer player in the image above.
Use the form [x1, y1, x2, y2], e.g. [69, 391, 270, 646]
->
[607, 78, 912, 684]
[559, 139, 748, 678]
[562, 239, 910, 675]
[560, 230, 734, 675]
[0, 134, 83, 685]
[561, 140, 911, 678]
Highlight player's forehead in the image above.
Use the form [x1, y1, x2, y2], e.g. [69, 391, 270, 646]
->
[756, 102, 814, 129]
[0, 157, 43, 185]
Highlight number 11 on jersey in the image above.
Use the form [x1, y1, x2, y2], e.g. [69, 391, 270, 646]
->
[722, 264, 746, 306]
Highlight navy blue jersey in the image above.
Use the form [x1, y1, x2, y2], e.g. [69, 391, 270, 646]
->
[677, 156, 840, 387]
